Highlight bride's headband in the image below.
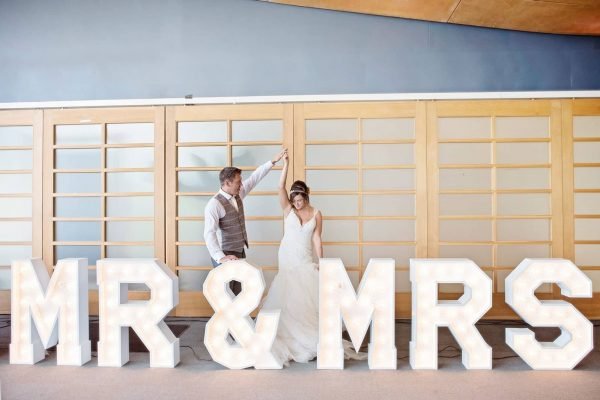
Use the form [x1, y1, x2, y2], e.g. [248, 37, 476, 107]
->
[290, 188, 307, 195]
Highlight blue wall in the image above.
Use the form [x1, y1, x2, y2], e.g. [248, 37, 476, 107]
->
[1, 0, 599, 102]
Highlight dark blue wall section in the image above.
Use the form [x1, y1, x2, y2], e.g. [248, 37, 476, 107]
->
[1, 0, 599, 102]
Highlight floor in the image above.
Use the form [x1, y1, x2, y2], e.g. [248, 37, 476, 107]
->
[0, 316, 599, 400]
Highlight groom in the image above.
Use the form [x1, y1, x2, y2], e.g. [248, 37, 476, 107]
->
[204, 148, 287, 296]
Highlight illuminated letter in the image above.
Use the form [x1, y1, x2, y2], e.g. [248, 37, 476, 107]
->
[410, 259, 492, 370]
[203, 260, 281, 369]
[10, 258, 90, 366]
[318, 258, 396, 369]
[96, 259, 179, 368]
[505, 258, 593, 370]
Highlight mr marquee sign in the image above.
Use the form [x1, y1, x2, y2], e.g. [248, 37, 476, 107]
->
[7, 257, 594, 370]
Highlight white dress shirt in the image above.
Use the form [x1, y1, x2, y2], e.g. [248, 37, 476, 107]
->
[204, 160, 274, 262]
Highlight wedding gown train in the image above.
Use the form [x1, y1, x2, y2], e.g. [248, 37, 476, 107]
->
[261, 209, 366, 366]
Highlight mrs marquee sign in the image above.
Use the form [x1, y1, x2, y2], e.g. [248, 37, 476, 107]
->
[7, 257, 595, 370]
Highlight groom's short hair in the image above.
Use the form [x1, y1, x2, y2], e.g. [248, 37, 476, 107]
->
[219, 167, 242, 185]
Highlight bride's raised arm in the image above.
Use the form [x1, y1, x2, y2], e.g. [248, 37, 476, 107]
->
[312, 210, 323, 259]
[278, 151, 292, 214]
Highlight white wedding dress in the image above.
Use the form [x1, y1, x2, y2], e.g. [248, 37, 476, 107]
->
[261, 208, 366, 366]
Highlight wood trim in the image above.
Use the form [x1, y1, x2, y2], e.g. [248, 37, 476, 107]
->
[562, 100, 575, 264]
[165, 107, 178, 274]
[32, 111, 44, 259]
[154, 107, 166, 262]
[42, 111, 55, 270]
[415, 102, 428, 258]
[426, 102, 439, 257]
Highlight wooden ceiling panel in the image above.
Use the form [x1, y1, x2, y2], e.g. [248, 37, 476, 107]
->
[268, 0, 460, 22]
[450, 0, 600, 35]
[264, 0, 600, 35]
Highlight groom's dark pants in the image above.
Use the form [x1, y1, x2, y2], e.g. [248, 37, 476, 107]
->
[211, 249, 246, 296]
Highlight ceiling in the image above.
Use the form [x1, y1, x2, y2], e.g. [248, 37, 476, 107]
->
[264, 0, 600, 36]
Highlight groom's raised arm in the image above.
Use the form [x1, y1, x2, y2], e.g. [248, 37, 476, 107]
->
[239, 149, 287, 199]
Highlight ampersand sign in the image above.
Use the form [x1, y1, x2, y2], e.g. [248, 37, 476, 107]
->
[203, 260, 282, 369]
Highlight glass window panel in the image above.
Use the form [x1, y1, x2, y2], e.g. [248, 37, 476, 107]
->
[306, 144, 357, 166]
[362, 245, 414, 267]
[323, 245, 359, 266]
[0, 126, 33, 146]
[178, 195, 212, 217]
[178, 171, 219, 192]
[0, 267, 10, 290]
[495, 117, 549, 138]
[575, 193, 600, 215]
[575, 244, 600, 266]
[496, 270, 552, 293]
[0, 245, 32, 266]
[439, 143, 491, 165]
[179, 270, 210, 291]
[575, 219, 600, 241]
[55, 173, 100, 193]
[232, 145, 281, 166]
[311, 195, 358, 216]
[178, 121, 227, 143]
[362, 118, 414, 140]
[55, 124, 101, 145]
[247, 169, 280, 192]
[244, 195, 282, 217]
[178, 221, 204, 242]
[54, 245, 101, 266]
[363, 220, 415, 242]
[0, 150, 32, 170]
[178, 245, 212, 267]
[0, 221, 31, 242]
[107, 221, 154, 242]
[362, 169, 414, 191]
[0, 174, 32, 193]
[55, 221, 101, 242]
[395, 270, 411, 293]
[107, 196, 153, 217]
[497, 219, 550, 241]
[106, 246, 154, 258]
[574, 142, 600, 163]
[583, 271, 600, 292]
[305, 119, 356, 141]
[439, 245, 493, 266]
[232, 120, 282, 142]
[496, 168, 550, 189]
[439, 194, 491, 216]
[322, 220, 359, 242]
[246, 220, 283, 242]
[107, 148, 154, 169]
[178, 146, 226, 168]
[496, 143, 549, 164]
[363, 144, 414, 165]
[245, 245, 279, 267]
[497, 244, 551, 267]
[106, 123, 154, 144]
[439, 169, 491, 190]
[440, 220, 492, 242]
[55, 148, 101, 170]
[55, 197, 101, 218]
[306, 170, 358, 191]
[107, 172, 154, 193]
[497, 193, 551, 215]
[574, 167, 600, 189]
[573, 116, 600, 138]
[0, 197, 32, 218]
[362, 194, 415, 216]
[438, 117, 490, 139]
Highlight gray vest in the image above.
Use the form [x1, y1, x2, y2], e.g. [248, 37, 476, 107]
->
[215, 193, 248, 252]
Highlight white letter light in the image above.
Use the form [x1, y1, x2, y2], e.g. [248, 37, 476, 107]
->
[318, 258, 396, 370]
[96, 259, 180, 368]
[10, 258, 91, 366]
[505, 258, 593, 370]
[203, 260, 281, 369]
[410, 259, 492, 370]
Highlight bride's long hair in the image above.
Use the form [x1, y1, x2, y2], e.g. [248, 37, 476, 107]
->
[289, 180, 310, 204]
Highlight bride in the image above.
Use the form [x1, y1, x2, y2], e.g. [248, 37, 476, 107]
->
[261, 151, 365, 366]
